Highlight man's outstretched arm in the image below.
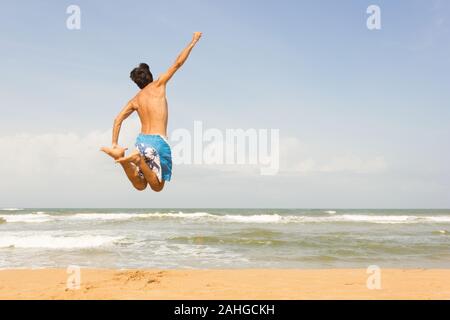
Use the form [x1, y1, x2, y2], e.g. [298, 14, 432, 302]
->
[157, 32, 202, 86]
[111, 100, 136, 147]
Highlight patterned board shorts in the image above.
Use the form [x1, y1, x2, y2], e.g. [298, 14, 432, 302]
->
[135, 134, 172, 182]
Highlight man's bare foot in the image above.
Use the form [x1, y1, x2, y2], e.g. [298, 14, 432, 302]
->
[101, 146, 128, 160]
[116, 150, 141, 165]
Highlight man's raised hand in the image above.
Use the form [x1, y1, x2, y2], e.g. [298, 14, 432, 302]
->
[193, 32, 202, 43]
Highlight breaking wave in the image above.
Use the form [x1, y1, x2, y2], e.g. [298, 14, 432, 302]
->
[1, 212, 450, 225]
[0, 234, 123, 249]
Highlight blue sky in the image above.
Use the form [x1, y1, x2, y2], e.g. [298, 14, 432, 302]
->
[0, 0, 449, 208]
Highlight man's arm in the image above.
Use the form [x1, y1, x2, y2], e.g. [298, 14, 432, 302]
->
[156, 32, 202, 86]
[112, 100, 136, 147]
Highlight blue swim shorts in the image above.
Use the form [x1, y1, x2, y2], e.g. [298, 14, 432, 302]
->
[135, 134, 172, 182]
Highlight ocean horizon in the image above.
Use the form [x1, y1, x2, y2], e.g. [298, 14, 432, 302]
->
[1, 208, 449, 269]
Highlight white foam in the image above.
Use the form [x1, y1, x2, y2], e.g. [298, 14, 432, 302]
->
[2, 211, 450, 225]
[54, 212, 450, 224]
[1, 208, 24, 211]
[324, 210, 337, 214]
[427, 216, 450, 223]
[209, 214, 450, 224]
[222, 214, 283, 223]
[68, 212, 283, 223]
[153, 212, 213, 219]
[0, 234, 122, 249]
[68, 212, 214, 221]
[68, 213, 143, 221]
[328, 214, 414, 224]
[283, 214, 450, 224]
[0, 213, 53, 223]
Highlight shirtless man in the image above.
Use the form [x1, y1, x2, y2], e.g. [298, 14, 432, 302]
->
[101, 32, 202, 192]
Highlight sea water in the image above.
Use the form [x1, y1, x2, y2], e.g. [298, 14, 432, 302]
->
[0, 208, 449, 269]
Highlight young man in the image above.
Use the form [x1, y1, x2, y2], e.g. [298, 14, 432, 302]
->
[101, 32, 202, 192]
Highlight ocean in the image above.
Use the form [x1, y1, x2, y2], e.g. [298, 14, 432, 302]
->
[0, 208, 449, 269]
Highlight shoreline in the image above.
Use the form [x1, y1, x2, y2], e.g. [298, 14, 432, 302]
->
[0, 268, 449, 300]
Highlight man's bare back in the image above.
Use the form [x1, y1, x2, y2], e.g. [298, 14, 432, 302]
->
[101, 32, 202, 192]
[133, 82, 168, 137]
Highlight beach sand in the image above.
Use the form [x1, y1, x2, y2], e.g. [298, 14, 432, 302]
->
[0, 269, 449, 300]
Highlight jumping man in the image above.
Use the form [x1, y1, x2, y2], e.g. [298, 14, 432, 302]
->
[101, 32, 202, 192]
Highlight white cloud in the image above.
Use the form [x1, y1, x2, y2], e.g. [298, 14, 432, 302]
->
[279, 137, 387, 174]
[0, 126, 389, 207]
[295, 155, 387, 174]
[0, 126, 387, 180]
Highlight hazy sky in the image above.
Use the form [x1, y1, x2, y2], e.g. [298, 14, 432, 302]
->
[0, 0, 449, 208]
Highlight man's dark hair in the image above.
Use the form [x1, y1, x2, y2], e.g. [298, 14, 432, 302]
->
[130, 63, 153, 89]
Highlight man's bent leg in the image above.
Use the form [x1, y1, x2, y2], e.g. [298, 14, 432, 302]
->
[119, 162, 148, 191]
[101, 147, 147, 191]
[136, 156, 165, 192]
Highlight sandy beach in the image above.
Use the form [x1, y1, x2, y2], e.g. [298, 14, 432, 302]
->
[0, 269, 449, 300]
